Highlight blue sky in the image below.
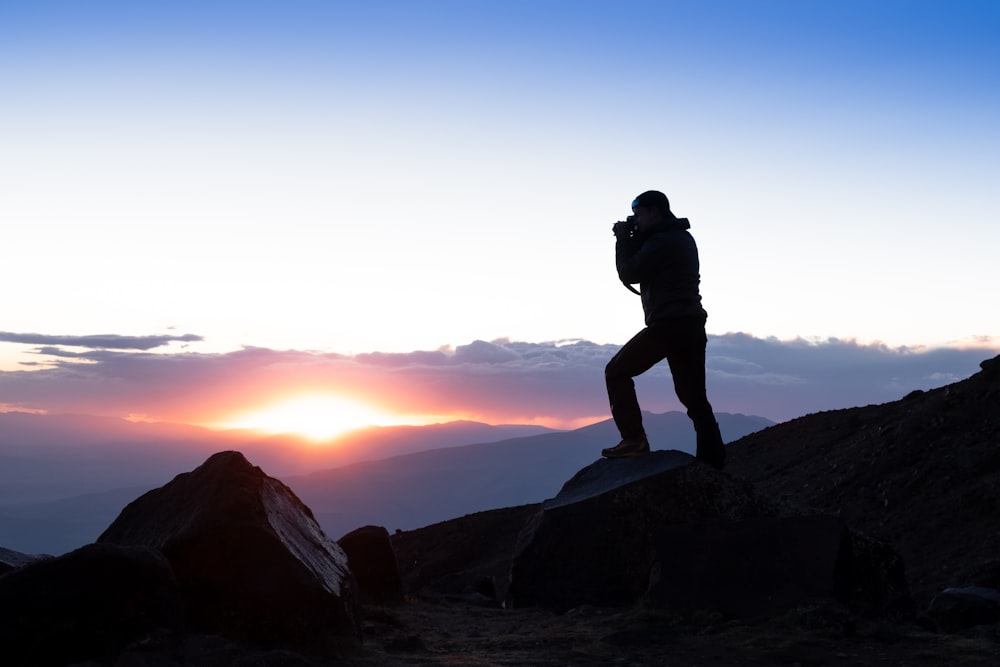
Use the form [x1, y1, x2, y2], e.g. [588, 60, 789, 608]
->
[1, 1, 998, 430]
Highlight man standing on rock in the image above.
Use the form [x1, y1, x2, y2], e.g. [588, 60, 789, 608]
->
[603, 190, 726, 469]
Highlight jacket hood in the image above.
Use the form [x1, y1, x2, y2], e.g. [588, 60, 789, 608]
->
[647, 216, 690, 235]
[665, 216, 691, 231]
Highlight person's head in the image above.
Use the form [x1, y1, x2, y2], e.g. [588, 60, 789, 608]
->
[630, 190, 671, 231]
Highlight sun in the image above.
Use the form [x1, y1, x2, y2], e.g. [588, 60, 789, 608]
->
[220, 394, 395, 442]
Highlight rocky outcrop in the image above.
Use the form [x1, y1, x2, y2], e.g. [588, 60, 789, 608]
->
[507, 451, 909, 619]
[726, 354, 1000, 604]
[507, 451, 769, 609]
[338, 525, 405, 605]
[392, 504, 540, 604]
[0, 542, 182, 667]
[98, 450, 359, 655]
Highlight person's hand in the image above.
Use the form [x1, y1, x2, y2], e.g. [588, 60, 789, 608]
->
[612, 218, 635, 237]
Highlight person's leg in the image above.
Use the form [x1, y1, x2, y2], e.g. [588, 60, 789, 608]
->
[605, 327, 670, 441]
[663, 318, 725, 468]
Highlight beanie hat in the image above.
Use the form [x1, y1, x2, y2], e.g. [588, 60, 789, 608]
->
[631, 190, 671, 212]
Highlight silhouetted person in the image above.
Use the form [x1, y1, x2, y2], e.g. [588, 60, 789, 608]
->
[603, 190, 726, 469]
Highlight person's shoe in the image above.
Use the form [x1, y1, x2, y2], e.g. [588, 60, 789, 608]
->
[601, 436, 650, 458]
[695, 422, 726, 470]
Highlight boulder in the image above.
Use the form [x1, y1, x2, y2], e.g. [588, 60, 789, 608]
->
[0, 542, 182, 667]
[507, 451, 773, 609]
[507, 451, 909, 619]
[98, 450, 359, 654]
[392, 504, 540, 604]
[338, 525, 405, 605]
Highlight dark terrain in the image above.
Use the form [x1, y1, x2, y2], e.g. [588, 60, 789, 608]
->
[3, 357, 998, 666]
[353, 356, 1000, 666]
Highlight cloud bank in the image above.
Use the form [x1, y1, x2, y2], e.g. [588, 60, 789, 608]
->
[0, 333, 997, 428]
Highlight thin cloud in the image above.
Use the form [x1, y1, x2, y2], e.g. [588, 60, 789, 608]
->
[0, 334, 996, 427]
[0, 331, 203, 350]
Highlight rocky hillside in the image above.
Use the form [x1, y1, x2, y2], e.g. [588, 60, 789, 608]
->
[398, 355, 1000, 605]
[384, 354, 1000, 666]
[725, 354, 1000, 605]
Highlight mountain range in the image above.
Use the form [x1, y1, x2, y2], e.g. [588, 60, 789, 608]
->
[0, 410, 771, 555]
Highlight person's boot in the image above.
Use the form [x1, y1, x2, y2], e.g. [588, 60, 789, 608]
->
[601, 436, 650, 458]
[695, 422, 726, 470]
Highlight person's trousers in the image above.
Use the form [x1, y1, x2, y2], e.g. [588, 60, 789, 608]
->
[605, 317, 721, 447]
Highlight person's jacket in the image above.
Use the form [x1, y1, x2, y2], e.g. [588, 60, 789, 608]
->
[615, 215, 707, 326]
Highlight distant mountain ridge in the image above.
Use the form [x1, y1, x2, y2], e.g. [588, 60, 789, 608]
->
[0, 412, 556, 504]
[0, 411, 770, 555]
[283, 411, 772, 540]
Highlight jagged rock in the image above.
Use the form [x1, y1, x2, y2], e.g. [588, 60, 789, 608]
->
[0, 542, 182, 667]
[338, 525, 405, 605]
[392, 504, 539, 604]
[98, 450, 359, 655]
[507, 451, 910, 619]
[0, 545, 50, 574]
[927, 587, 1000, 631]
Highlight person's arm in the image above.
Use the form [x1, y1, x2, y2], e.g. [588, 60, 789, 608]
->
[616, 233, 663, 285]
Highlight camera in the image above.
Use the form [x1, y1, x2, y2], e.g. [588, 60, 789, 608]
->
[612, 215, 639, 238]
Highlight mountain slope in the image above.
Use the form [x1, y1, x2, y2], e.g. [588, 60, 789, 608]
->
[726, 355, 1000, 602]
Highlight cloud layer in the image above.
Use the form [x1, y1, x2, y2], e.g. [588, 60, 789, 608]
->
[0, 331, 202, 350]
[1, 332, 997, 428]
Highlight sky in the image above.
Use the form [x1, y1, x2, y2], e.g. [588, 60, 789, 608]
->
[1, 1, 998, 436]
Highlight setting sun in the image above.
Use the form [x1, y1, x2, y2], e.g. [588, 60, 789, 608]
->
[219, 394, 398, 442]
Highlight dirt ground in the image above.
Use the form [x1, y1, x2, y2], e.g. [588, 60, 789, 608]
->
[341, 597, 999, 666]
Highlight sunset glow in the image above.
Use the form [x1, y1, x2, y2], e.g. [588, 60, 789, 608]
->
[0, 2, 996, 438]
[218, 394, 403, 442]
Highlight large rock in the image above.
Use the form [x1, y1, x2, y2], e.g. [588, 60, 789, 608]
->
[507, 451, 772, 609]
[0, 542, 182, 667]
[338, 525, 405, 605]
[392, 504, 540, 605]
[507, 451, 909, 618]
[98, 450, 359, 654]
